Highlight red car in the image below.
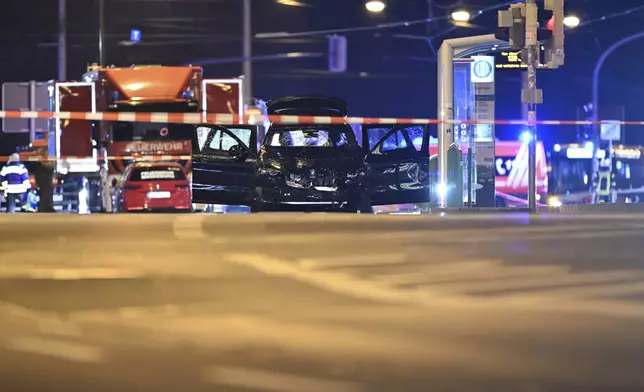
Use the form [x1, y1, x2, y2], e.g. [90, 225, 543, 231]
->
[115, 161, 192, 212]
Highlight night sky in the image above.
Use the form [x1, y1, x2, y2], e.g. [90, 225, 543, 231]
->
[2, 0, 644, 148]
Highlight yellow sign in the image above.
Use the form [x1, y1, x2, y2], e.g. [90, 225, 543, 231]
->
[495, 51, 526, 69]
[495, 51, 546, 69]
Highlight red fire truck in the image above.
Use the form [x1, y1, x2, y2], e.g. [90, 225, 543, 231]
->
[486, 140, 548, 206]
[49, 64, 245, 212]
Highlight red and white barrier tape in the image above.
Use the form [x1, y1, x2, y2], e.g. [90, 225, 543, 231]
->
[0, 155, 191, 162]
[1, 110, 643, 126]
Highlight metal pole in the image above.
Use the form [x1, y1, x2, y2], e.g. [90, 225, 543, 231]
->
[58, 0, 66, 80]
[591, 31, 644, 203]
[522, 69, 534, 210]
[467, 124, 473, 207]
[526, 57, 537, 212]
[437, 42, 454, 208]
[98, 0, 105, 65]
[525, 0, 538, 213]
[521, 72, 529, 120]
[243, 0, 253, 105]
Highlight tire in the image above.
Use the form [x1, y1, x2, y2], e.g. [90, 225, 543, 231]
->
[344, 194, 373, 214]
[251, 187, 263, 213]
[357, 196, 373, 214]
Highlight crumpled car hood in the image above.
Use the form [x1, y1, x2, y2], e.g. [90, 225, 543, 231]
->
[260, 148, 364, 173]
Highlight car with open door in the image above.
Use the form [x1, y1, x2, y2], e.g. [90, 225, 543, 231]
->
[191, 95, 432, 212]
[362, 123, 432, 207]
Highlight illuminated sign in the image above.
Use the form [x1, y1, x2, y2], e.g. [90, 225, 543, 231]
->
[124, 141, 187, 153]
[470, 56, 494, 83]
[495, 51, 546, 70]
[566, 148, 606, 159]
[130, 29, 141, 42]
[613, 148, 641, 160]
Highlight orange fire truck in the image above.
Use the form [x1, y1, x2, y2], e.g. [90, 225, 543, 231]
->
[48, 64, 245, 212]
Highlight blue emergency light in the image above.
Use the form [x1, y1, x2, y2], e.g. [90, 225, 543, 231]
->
[130, 29, 141, 42]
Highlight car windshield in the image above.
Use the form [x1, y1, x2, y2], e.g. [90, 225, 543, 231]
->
[267, 126, 355, 147]
[129, 166, 186, 181]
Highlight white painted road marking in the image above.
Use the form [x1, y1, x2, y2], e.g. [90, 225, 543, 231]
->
[533, 280, 644, 300]
[225, 252, 644, 319]
[299, 253, 409, 269]
[377, 262, 569, 286]
[221, 225, 642, 246]
[0, 267, 141, 280]
[203, 366, 363, 392]
[5, 336, 104, 363]
[426, 269, 644, 294]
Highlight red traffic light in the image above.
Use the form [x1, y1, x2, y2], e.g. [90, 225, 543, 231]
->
[546, 16, 555, 31]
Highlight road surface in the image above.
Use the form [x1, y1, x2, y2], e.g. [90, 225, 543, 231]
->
[1, 212, 644, 391]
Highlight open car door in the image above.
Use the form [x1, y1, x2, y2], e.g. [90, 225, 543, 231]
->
[192, 124, 259, 206]
[363, 124, 431, 206]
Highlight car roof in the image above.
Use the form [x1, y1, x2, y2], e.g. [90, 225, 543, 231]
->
[266, 95, 348, 117]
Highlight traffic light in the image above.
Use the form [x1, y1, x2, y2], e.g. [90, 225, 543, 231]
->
[543, 0, 564, 67]
[495, 1, 558, 67]
[495, 3, 525, 50]
[328, 35, 347, 73]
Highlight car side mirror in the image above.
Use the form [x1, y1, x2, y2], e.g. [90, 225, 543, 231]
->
[228, 144, 248, 162]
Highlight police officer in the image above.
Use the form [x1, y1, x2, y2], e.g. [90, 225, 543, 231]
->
[0, 153, 31, 213]
[34, 147, 56, 212]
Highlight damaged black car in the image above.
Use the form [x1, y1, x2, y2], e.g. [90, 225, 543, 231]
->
[191, 95, 432, 212]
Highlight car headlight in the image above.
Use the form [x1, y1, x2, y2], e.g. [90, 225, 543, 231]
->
[547, 197, 562, 207]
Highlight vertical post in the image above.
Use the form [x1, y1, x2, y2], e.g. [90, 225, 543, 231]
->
[98, 0, 105, 65]
[58, 0, 66, 81]
[437, 42, 454, 208]
[591, 64, 600, 203]
[242, 0, 253, 106]
[29, 82, 36, 142]
[467, 132, 473, 207]
[525, 0, 538, 213]
[521, 72, 529, 120]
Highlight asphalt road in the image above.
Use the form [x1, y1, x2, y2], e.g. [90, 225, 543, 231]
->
[1, 212, 644, 391]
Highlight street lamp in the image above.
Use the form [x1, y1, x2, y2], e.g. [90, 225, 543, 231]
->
[365, 0, 385, 13]
[276, 0, 306, 5]
[563, 15, 580, 28]
[451, 10, 471, 22]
